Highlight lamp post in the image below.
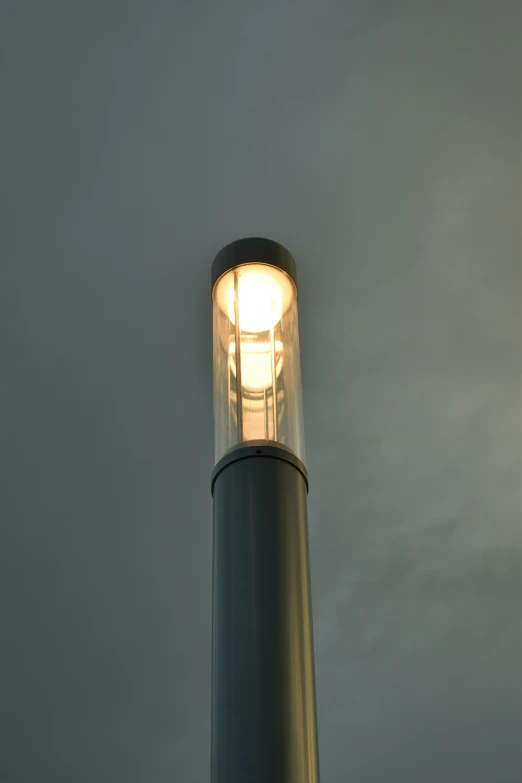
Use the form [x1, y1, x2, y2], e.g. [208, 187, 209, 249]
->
[210, 237, 320, 783]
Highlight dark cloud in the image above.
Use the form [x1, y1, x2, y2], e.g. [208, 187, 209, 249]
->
[2, 1, 521, 781]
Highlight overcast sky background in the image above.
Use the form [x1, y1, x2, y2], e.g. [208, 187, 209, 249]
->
[2, 1, 521, 781]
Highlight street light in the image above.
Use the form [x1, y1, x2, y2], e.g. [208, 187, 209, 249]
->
[210, 237, 320, 782]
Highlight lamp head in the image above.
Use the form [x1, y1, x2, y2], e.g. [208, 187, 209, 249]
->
[211, 237, 305, 466]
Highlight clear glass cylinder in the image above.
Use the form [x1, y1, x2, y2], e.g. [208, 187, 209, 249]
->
[212, 262, 305, 465]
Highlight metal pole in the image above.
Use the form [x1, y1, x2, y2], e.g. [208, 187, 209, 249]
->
[211, 444, 320, 783]
[210, 237, 320, 783]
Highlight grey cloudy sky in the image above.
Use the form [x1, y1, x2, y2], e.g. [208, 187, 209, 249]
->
[2, 1, 521, 781]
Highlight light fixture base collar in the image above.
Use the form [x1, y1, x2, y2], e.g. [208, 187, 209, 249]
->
[211, 440, 308, 495]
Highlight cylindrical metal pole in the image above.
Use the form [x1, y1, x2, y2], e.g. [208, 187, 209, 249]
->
[211, 237, 319, 782]
[211, 442, 320, 783]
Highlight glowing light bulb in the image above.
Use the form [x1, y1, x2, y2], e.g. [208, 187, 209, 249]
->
[214, 263, 295, 335]
[227, 271, 283, 333]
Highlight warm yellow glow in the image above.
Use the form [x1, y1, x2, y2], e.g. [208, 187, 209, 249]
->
[215, 263, 295, 333]
[229, 340, 283, 391]
[227, 271, 282, 332]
